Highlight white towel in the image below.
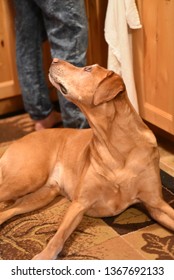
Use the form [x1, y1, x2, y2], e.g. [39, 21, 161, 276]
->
[104, 0, 142, 113]
[125, 0, 142, 29]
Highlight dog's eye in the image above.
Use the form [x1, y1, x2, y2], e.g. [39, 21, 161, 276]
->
[84, 66, 92, 72]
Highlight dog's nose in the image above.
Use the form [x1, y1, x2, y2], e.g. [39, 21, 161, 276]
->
[52, 58, 59, 64]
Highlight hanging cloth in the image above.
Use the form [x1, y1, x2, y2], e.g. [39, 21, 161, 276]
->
[104, 0, 142, 112]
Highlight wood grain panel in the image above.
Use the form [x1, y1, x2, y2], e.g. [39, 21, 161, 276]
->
[133, 0, 174, 134]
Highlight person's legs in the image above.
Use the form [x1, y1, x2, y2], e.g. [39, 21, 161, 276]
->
[35, 0, 89, 128]
[13, 0, 60, 129]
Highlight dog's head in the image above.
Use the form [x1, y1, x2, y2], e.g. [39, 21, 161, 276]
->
[49, 58, 125, 107]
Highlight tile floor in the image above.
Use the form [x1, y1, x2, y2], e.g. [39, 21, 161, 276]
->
[158, 138, 174, 177]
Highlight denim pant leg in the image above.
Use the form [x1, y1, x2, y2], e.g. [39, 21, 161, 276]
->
[35, 0, 89, 128]
[13, 0, 53, 120]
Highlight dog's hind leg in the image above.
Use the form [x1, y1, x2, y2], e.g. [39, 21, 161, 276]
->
[0, 184, 60, 225]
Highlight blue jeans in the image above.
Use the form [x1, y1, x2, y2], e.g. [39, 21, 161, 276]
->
[13, 0, 89, 128]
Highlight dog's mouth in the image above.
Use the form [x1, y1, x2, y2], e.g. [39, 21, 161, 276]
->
[58, 83, 68, 95]
[49, 73, 68, 95]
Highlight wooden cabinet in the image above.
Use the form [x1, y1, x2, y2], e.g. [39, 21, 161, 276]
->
[85, 0, 108, 67]
[0, 0, 20, 99]
[0, 0, 22, 114]
[133, 0, 174, 135]
[0, 0, 108, 116]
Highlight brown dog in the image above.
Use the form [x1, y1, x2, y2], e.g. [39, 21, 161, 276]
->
[0, 59, 174, 260]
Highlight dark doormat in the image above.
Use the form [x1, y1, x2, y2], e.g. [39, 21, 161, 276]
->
[0, 113, 35, 144]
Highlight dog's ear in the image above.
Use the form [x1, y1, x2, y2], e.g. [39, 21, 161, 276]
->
[93, 71, 125, 105]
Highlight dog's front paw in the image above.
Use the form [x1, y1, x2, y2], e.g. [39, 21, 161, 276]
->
[32, 254, 42, 260]
[32, 253, 48, 260]
[32, 251, 56, 260]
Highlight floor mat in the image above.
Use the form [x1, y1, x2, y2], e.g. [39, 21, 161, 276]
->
[0, 188, 173, 260]
[0, 113, 35, 145]
[0, 113, 174, 260]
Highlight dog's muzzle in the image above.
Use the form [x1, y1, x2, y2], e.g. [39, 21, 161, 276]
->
[58, 83, 68, 95]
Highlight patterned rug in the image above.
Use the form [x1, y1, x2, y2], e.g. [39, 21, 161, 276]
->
[0, 114, 174, 260]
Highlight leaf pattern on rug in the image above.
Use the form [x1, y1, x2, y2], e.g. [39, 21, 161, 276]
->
[141, 233, 174, 260]
[0, 198, 117, 260]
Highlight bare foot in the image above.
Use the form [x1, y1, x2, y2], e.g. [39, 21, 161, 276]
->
[34, 110, 62, 131]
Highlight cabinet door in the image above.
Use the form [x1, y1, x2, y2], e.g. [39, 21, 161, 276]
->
[0, 0, 20, 100]
[133, 0, 174, 134]
[85, 0, 108, 67]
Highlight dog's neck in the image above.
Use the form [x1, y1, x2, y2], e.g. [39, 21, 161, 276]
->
[84, 91, 145, 152]
[79, 91, 156, 183]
